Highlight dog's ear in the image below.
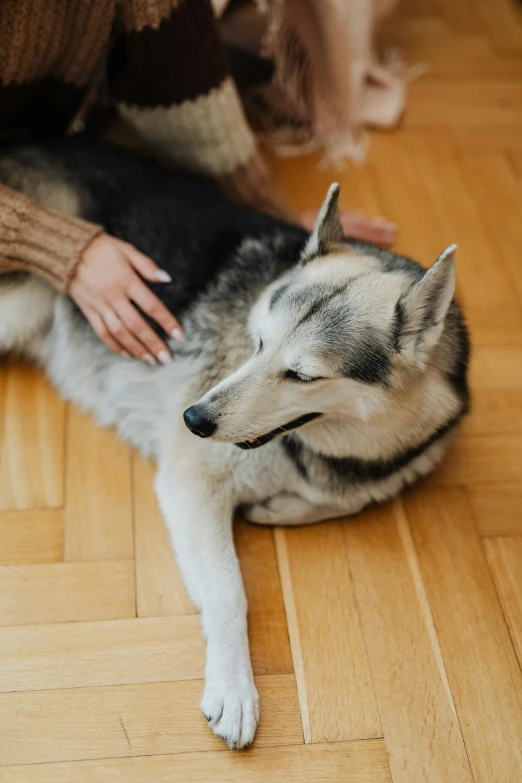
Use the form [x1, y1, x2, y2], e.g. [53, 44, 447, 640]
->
[396, 244, 457, 364]
[301, 183, 344, 263]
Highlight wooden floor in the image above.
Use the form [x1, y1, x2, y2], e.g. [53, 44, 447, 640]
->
[2, 1, 522, 780]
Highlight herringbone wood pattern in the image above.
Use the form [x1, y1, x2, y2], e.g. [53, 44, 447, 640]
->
[1, 1, 522, 779]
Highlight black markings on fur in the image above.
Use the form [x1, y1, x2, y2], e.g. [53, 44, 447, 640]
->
[235, 412, 321, 449]
[445, 307, 471, 408]
[236, 496, 272, 520]
[281, 411, 464, 485]
[295, 286, 347, 329]
[269, 283, 289, 309]
[341, 330, 391, 384]
[392, 300, 405, 351]
[279, 436, 309, 480]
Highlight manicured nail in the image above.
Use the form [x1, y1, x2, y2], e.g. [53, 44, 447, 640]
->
[155, 269, 172, 283]
[143, 353, 156, 366]
[120, 351, 131, 359]
[158, 350, 171, 365]
[171, 327, 185, 343]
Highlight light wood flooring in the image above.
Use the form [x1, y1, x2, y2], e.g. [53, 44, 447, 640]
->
[1, 0, 522, 780]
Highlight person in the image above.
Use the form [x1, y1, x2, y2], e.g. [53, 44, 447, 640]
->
[0, 0, 394, 365]
[215, 0, 405, 166]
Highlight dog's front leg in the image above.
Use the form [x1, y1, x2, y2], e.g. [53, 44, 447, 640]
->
[155, 461, 258, 749]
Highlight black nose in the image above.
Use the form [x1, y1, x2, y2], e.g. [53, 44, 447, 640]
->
[183, 405, 217, 438]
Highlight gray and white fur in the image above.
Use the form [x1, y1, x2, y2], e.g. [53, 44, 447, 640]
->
[0, 138, 469, 749]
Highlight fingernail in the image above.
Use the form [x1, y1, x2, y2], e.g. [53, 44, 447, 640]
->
[121, 351, 131, 359]
[155, 269, 172, 283]
[143, 353, 157, 366]
[158, 350, 171, 365]
[171, 327, 185, 343]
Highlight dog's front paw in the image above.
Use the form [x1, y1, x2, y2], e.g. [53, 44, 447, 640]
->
[201, 673, 259, 749]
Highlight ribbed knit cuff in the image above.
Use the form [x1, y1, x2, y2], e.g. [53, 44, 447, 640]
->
[0, 186, 103, 292]
[117, 77, 257, 176]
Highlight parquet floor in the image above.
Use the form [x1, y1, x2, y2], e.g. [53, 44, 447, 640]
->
[1, 1, 522, 780]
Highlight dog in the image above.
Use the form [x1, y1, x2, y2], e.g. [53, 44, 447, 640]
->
[0, 138, 470, 749]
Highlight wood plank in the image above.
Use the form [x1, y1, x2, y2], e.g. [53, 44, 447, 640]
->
[267, 145, 385, 219]
[235, 522, 293, 675]
[0, 740, 392, 783]
[0, 561, 135, 626]
[367, 132, 443, 263]
[0, 616, 205, 693]
[465, 305, 522, 346]
[461, 152, 522, 305]
[386, 36, 522, 79]
[483, 536, 522, 668]
[0, 509, 62, 565]
[462, 346, 522, 434]
[467, 484, 522, 537]
[427, 435, 522, 487]
[430, 0, 484, 35]
[462, 390, 522, 435]
[338, 156, 385, 218]
[405, 80, 522, 128]
[452, 127, 522, 154]
[0, 362, 65, 510]
[133, 455, 194, 617]
[0, 675, 302, 766]
[510, 151, 522, 177]
[382, 15, 448, 46]
[64, 407, 133, 561]
[405, 488, 522, 783]
[275, 522, 382, 743]
[470, 346, 522, 390]
[409, 129, 516, 308]
[343, 502, 473, 783]
[473, 0, 522, 52]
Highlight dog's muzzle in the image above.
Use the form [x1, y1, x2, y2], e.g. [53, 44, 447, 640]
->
[234, 412, 322, 449]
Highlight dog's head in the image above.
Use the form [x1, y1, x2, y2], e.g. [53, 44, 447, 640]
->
[184, 184, 460, 449]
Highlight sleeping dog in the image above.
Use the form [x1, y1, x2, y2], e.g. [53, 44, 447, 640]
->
[0, 138, 469, 748]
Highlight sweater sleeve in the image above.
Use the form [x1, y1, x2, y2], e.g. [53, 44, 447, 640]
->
[0, 184, 103, 292]
[110, 0, 256, 176]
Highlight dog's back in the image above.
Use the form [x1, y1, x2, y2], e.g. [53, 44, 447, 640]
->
[0, 137, 307, 324]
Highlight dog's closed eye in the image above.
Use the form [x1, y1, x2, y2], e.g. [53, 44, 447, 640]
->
[284, 369, 323, 383]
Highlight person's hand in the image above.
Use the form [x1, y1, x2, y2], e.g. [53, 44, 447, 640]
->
[69, 233, 183, 365]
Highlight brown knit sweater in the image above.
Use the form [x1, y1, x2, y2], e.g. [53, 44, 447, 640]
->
[0, 0, 257, 290]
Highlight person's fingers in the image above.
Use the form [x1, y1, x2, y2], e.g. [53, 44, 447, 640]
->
[81, 305, 128, 357]
[103, 308, 157, 364]
[113, 298, 172, 365]
[127, 279, 184, 343]
[121, 241, 173, 284]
